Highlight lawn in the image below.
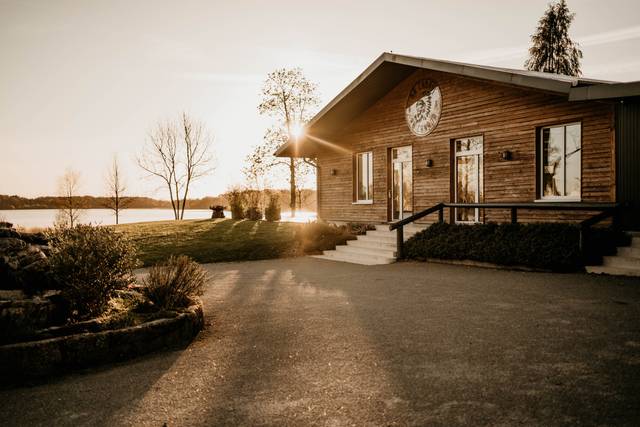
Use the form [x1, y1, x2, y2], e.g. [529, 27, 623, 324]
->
[116, 219, 302, 266]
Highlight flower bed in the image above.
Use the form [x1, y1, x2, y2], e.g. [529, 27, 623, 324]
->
[0, 300, 203, 383]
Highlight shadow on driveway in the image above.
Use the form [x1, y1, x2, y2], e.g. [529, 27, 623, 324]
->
[1, 258, 639, 426]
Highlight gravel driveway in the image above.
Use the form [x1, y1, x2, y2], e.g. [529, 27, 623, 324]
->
[2, 258, 640, 426]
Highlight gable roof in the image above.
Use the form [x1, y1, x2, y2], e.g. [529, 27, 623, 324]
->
[276, 52, 638, 157]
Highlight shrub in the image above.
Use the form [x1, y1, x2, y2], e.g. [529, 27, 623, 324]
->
[265, 194, 281, 222]
[48, 224, 139, 320]
[296, 222, 356, 254]
[245, 206, 263, 221]
[143, 255, 206, 310]
[403, 222, 628, 272]
[346, 222, 376, 235]
[225, 188, 245, 219]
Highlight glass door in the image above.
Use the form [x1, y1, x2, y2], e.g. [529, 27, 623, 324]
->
[454, 136, 483, 223]
[390, 146, 413, 221]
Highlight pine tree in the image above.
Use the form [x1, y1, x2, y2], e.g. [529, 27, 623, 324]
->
[524, 0, 583, 76]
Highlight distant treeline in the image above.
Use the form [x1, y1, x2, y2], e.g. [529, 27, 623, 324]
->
[0, 190, 316, 211]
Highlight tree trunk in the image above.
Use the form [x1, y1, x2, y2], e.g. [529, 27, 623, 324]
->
[289, 157, 296, 217]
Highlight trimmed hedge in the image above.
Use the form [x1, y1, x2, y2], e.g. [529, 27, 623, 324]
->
[403, 222, 630, 272]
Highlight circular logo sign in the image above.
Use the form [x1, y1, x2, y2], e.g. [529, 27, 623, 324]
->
[405, 80, 442, 136]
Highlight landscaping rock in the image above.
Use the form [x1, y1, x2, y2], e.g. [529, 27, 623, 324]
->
[0, 228, 21, 239]
[0, 237, 27, 254]
[0, 225, 54, 292]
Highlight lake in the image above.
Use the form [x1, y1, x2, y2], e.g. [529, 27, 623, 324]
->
[0, 209, 317, 229]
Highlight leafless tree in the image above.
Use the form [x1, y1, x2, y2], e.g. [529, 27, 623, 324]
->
[104, 156, 131, 224]
[138, 113, 214, 220]
[55, 168, 83, 228]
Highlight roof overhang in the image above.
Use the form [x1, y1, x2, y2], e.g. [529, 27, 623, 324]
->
[569, 81, 640, 101]
[275, 52, 629, 158]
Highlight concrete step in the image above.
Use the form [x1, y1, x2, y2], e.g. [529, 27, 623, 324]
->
[617, 246, 640, 259]
[375, 223, 428, 233]
[336, 244, 396, 258]
[586, 265, 640, 278]
[347, 239, 396, 251]
[314, 250, 395, 265]
[366, 229, 420, 239]
[632, 237, 640, 249]
[603, 256, 640, 270]
[627, 231, 640, 238]
[358, 234, 397, 244]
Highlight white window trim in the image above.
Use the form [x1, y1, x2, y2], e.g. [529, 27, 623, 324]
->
[355, 151, 373, 203]
[538, 122, 582, 201]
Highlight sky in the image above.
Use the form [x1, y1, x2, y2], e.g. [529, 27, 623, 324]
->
[1, 0, 639, 199]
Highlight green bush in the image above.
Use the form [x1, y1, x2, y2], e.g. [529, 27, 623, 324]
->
[403, 222, 628, 272]
[297, 222, 356, 254]
[143, 255, 206, 310]
[48, 225, 139, 320]
[346, 222, 376, 235]
[225, 188, 245, 219]
[265, 194, 281, 222]
[245, 206, 263, 221]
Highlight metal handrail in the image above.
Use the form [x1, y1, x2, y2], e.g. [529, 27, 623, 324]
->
[389, 201, 621, 258]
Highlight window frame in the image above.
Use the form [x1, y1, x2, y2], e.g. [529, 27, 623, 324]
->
[354, 151, 374, 204]
[537, 122, 582, 202]
[453, 135, 484, 223]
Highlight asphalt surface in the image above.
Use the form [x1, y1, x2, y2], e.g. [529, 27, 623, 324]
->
[2, 258, 640, 426]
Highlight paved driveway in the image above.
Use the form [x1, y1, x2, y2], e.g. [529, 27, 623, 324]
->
[2, 258, 640, 426]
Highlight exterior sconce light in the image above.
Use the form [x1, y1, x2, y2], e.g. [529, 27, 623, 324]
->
[425, 159, 434, 168]
[500, 150, 513, 161]
[330, 168, 337, 176]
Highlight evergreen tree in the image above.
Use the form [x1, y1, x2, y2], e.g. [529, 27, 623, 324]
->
[525, 0, 583, 76]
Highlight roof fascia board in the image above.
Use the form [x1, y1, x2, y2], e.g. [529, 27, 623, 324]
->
[305, 53, 389, 131]
[388, 53, 573, 94]
[569, 81, 640, 101]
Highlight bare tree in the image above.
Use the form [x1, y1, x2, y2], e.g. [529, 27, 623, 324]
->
[254, 68, 320, 217]
[56, 168, 83, 228]
[138, 113, 214, 220]
[104, 156, 131, 224]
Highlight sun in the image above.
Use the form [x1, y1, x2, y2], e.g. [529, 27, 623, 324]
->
[289, 122, 305, 140]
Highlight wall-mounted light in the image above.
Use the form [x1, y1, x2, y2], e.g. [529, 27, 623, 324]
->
[425, 159, 434, 168]
[500, 150, 513, 161]
[330, 168, 337, 176]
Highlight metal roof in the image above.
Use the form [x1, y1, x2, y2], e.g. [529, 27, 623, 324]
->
[276, 52, 635, 157]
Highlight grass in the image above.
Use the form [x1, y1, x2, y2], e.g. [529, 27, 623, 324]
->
[116, 218, 303, 266]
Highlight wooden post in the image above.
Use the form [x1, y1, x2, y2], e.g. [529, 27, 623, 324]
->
[511, 207, 518, 224]
[579, 225, 586, 253]
[438, 206, 444, 223]
[396, 226, 404, 259]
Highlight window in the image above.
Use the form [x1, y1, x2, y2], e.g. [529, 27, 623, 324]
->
[539, 123, 581, 200]
[454, 136, 483, 222]
[355, 151, 373, 202]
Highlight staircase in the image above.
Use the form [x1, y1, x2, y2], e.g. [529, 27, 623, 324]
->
[586, 232, 640, 277]
[311, 224, 427, 265]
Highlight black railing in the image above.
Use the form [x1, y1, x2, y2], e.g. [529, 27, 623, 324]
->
[389, 202, 621, 259]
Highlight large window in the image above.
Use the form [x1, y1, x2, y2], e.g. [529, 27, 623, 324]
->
[539, 123, 581, 200]
[355, 151, 373, 202]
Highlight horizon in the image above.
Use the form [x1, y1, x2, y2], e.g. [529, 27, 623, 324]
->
[2, 0, 640, 199]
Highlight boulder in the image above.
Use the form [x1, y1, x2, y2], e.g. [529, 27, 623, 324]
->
[0, 237, 27, 254]
[0, 227, 55, 292]
[0, 228, 20, 239]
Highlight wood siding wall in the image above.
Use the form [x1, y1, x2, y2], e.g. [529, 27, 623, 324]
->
[317, 69, 615, 224]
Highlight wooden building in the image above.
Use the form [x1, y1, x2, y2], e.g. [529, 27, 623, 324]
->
[277, 53, 640, 232]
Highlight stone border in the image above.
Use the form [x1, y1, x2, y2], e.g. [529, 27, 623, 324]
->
[0, 301, 204, 384]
